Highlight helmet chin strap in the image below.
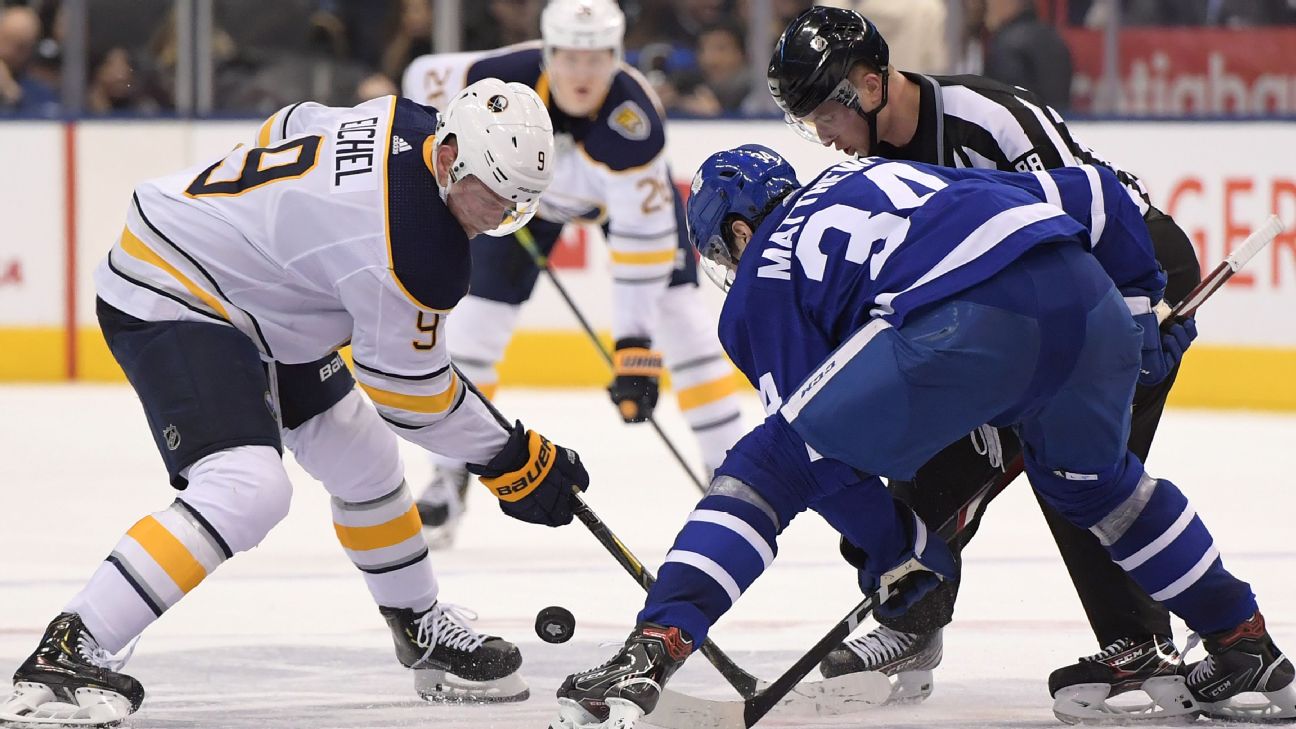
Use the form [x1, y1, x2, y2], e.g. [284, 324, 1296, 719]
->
[855, 70, 890, 156]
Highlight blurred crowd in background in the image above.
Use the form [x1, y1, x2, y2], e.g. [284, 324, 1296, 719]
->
[2, 0, 1294, 118]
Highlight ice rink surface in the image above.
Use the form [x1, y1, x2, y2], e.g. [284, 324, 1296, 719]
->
[2, 384, 1295, 728]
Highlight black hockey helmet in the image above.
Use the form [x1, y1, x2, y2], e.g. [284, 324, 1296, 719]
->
[767, 7, 890, 146]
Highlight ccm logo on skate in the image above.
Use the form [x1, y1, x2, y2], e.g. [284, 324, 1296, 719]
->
[483, 431, 555, 501]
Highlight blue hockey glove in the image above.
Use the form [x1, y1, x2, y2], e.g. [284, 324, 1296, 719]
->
[607, 338, 663, 423]
[468, 420, 589, 527]
[840, 504, 958, 620]
[1134, 311, 1198, 386]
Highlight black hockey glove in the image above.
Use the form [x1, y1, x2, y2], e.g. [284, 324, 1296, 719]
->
[840, 503, 958, 620]
[469, 420, 589, 527]
[607, 337, 662, 423]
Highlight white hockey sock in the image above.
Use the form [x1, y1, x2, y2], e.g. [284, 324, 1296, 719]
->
[332, 481, 438, 612]
[64, 446, 289, 653]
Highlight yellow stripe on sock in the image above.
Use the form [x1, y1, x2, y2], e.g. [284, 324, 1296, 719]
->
[334, 505, 423, 551]
[118, 227, 231, 320]
[677, 373, 742, 411]
[126, 515, 208, 594]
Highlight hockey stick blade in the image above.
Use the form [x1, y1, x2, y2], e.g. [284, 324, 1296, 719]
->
[647, 672, 892, 729]
[1154, 214, 1285, 323]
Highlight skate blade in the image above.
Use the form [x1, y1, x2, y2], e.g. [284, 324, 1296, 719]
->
[414, 668, 528, 704]
[0, 683, 134, 727]
[550, 697, 645, 729]
[1200, 681, 1296, 723]
[885, 669, 934, 705]
[1053, 676, 1200, 725]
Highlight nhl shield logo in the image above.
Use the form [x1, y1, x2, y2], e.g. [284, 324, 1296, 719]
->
[487, 94, 509, 113]
[163, 424, 181, 451]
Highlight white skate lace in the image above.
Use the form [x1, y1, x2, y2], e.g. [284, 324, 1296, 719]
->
[77, 632, 139, 672]
[1081, 637, 1135, 663]
[1181, 632, 1215, 683]
[969, 425, 1005, 471]
[845, 626, 917, 665]
[415, 603, 488, 662]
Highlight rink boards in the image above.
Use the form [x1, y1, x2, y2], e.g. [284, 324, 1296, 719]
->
[1, 118, 1293, 409]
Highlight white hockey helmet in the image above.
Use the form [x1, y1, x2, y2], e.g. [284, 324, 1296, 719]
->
[435, 78, 555, 237]
[541, 0, 626, 64]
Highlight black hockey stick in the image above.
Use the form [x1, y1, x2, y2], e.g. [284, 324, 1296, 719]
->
[729, 463, 1021, 727]
[570, 490, 892, 719]
[663, 216, 1289, 728]
[1153, 214, 1284, 326]
[513, 226, 708, 494]
[571, 493, 761, 695]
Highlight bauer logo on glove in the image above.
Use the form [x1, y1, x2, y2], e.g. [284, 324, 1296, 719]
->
[469, 421, 590, 527]
[482, 431, 555, 500]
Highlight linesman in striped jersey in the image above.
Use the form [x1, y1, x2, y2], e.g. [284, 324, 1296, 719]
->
[0, 80, 590, 726]
[767, 7, 1212, 723]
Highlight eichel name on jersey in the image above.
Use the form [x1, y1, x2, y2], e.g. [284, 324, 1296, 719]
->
[880, 72, 1152, 216]
[334, 116, 380, 186]
[94, 95, 510, 466]
[403, 43, 680, 341]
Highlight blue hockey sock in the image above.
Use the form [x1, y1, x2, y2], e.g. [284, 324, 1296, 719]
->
[1031, 452, 1256, 634]
[638, 493, 780, 645]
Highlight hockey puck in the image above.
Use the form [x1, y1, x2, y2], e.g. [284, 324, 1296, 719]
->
[535, 606, 576, 644]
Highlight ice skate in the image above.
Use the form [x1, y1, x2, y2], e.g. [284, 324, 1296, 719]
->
[550, 623, 692, 729]
[381, 602, 528, 703]
[820, 626, 941, 704]
[415, 465, 470, 549]
[1049, 635, 1198, 724]
[1185, 611, 1296, 722]
[0, 613, 143, 727]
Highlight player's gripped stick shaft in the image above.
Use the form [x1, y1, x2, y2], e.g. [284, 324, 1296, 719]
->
[514, 226, 709, 494]
[734, 213, 1290, 729]
[569, 491, 770, 699]
[1154, 214, 1285, 325]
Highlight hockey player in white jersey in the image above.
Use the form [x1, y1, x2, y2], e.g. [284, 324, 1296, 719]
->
[0, 79, 592, 727]
[403, 0, 749, 546]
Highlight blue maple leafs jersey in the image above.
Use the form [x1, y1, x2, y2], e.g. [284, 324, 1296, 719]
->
[721, 157, 1166, 415]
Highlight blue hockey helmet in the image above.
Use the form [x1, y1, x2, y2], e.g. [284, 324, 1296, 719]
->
[686, 144, 800, 291]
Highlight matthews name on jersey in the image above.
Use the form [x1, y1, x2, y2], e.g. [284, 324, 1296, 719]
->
[720, 157, 1165, 417]
[94, 95, 512, 464]
[403, 42, 680, 340]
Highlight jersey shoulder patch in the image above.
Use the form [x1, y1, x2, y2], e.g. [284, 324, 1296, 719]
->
[609, 99, 651, 141]
[582, 70, 666, 172]
[466, 46, 544, 87]
[386, 99, 471, 311]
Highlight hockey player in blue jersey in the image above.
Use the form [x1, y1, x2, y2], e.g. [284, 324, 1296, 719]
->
[549, 146, 1294, 729]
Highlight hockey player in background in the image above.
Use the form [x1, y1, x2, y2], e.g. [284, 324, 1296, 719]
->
[549, 146, 1294, 729]
[0, 80, 592, 727]
[766, 7, 1208, 721]
[402, 0, 749, 547]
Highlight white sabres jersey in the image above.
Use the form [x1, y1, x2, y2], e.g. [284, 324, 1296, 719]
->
[94, 95, 511, 464]
[403, 43, 682, 341]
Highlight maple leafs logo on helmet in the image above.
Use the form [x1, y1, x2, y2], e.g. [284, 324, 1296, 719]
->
[487, 94, 509, 112]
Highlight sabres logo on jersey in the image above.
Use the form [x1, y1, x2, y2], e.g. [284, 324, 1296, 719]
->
[488, 94, 509, 112]
[609, 100, 651, 141]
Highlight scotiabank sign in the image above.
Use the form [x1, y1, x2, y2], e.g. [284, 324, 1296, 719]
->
[1065, 29, 1296, 115]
